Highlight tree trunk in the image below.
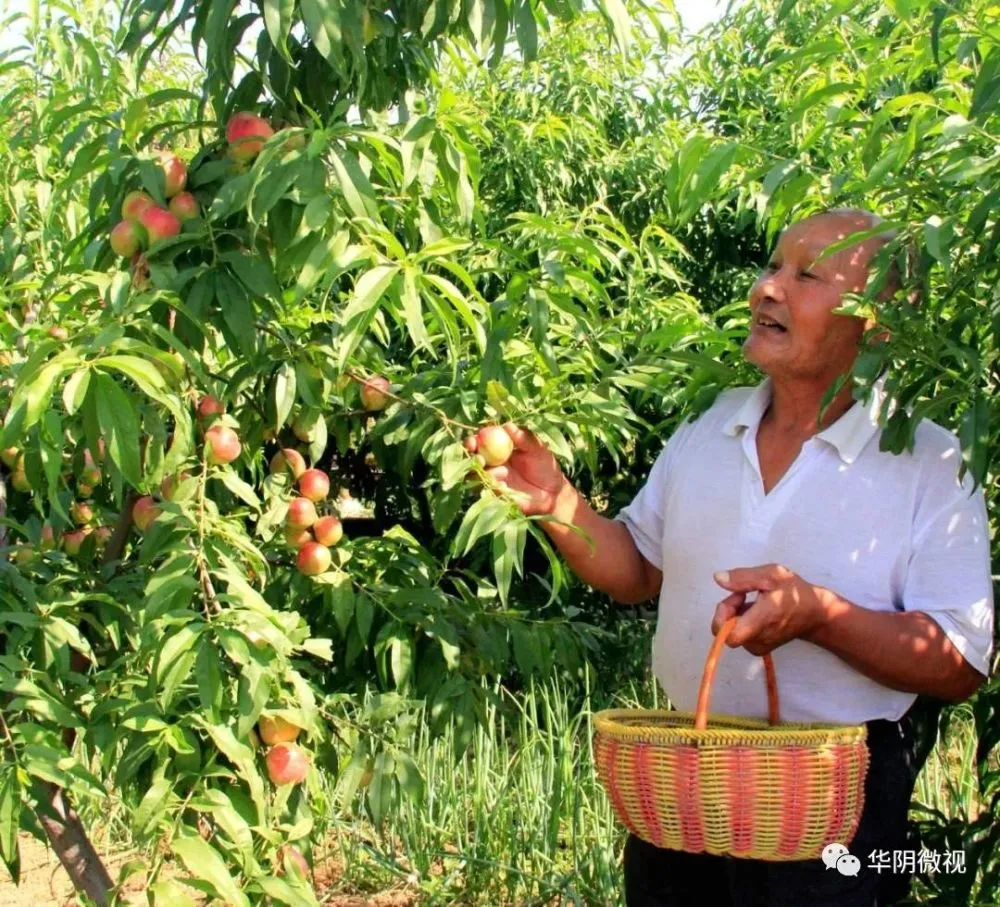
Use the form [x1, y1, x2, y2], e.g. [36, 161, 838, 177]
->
[37, 783, 114, 904]
[2, 474, 113, 901]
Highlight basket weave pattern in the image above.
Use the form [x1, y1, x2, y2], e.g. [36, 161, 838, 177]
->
[593, 618, 870, 862]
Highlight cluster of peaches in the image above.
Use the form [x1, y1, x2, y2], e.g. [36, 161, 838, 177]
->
[108, 111, 281, 272]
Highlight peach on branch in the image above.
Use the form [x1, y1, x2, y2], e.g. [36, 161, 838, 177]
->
[1, 447, 19, 468]
[277, 844, 310, 880]
[285, 526, 313, 548]
[80, 461, 101, 487]
[137, 206, 181, 246]
[226, 112, 275, 163]
[296, 541, 331, 576]
[39, 524, 56, 551]
[48, 326, 68, 342]
[92, 526, 113, 549]
[62, 528, 91, 556]
[286, 497, 318, 528]
[110, 220, 146, 258]
[297, 468, 329, 502]
[158, 153, 187, 198]
[70, 501, 94, 526]
[265, 742, 310, 786]
[10, 469, 30, 493]
[122, 190, 154, 221]
[477, 425, 514, 467]
[259, 715, 303, 746]
[132, 496, 160, 533]
[197, 395, 225, 420]
[360, 375, 391, 411]
[269, 448, 307, 479]
[205, 425, 241, 465]
[168, 191, 199, 221]
[312, 515, 342, 547]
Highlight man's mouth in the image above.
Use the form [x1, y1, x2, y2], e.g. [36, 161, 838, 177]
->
[754, 314, 788, 332]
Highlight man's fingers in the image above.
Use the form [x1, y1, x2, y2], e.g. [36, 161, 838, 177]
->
[711, 592, 746, 636]
[726, 601, 771, 649]
[503, 422, 545, 453]
[714, 565, 780, 593]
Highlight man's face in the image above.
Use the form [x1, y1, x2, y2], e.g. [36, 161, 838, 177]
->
[744, 214, 880, 382]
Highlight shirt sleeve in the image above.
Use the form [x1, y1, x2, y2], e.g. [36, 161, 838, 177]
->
[903, 452, 995, 677]
[613, 418, 695, 572]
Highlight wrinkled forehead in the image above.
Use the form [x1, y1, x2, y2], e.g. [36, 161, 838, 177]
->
[776, 214, 881, 271]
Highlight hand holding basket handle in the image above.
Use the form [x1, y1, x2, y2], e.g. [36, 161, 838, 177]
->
[695, 616, 780, 730]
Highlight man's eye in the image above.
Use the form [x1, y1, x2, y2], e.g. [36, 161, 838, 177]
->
[799, 270, 819, 280]
[764, 262, 779, 273]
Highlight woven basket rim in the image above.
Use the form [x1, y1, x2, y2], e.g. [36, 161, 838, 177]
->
[593, 707, 868, 746]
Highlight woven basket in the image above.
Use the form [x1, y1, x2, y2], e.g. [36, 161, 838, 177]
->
[593, 616, 869, 861]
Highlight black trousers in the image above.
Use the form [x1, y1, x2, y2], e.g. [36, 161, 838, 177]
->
[623, 699, 942, 907]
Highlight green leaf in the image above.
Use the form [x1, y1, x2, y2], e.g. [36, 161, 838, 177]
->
[172, 834, 252, 907]
[394, 751, 425, 805]
[97, 355, 168, 396]
[336, 265, 400, 370]
[133, 771, 176, 836]
[197, 722, 267, 820]
[924, 215, 953, 274]
[329, 147, 381, 221]
[598, 0, 630, 57]
[273, 363, 297, 430]
[390, 628, 414, 688]
[301, 0, 346, 75]
[959, 395, 989, 487]
[256, 876, 319, 907]
[196, 639, 224, 722]
[453, 495, 510, 557]
[62, 368, 90, 416]
[513, 0, 538, 61]
[0, 767, 20, 880]
[217, 271, 257, 357]
[327, 573, 355, 635]
[263, 0, 295, 56]
[400, 268, 432, 352]
[971, 45, 1000, 120]
[93, 373, 142, 486]
[227, 252, 282, 302]
[216, 470, 262, 508]
[355, 593, 374, 643]
[195, 788, 255, 870]
[149, 880, 199, 906]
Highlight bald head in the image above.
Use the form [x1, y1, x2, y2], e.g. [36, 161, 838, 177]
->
[804, 208, 902, 297]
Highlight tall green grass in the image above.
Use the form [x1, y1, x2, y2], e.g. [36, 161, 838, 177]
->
[320, 675, 984, 906]
[320, 669, 644, 905]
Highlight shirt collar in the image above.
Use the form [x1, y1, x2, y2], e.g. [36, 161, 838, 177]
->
[722, 375, 887, 465]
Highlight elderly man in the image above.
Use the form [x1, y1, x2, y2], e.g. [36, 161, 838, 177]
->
[486, 209, 994, 906]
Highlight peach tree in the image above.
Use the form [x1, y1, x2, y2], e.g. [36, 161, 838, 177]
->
[0, 0, 670, 901]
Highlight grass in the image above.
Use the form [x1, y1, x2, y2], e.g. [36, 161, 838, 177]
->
[320, 671, 989, 906]
[59, 656, 989, 906]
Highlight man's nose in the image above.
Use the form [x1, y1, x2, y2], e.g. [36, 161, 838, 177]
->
[752, 271, 787, 305]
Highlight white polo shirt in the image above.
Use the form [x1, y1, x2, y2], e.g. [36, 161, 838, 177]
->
[616, 378, 994, 724]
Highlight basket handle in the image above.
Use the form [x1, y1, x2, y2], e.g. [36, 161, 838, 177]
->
[694, 616, 780, 731]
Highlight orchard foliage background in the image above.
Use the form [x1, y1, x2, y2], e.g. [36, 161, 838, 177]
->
[0, 0, 998, 904]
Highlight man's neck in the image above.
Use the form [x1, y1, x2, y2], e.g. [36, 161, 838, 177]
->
[763, 375, 856, 438]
